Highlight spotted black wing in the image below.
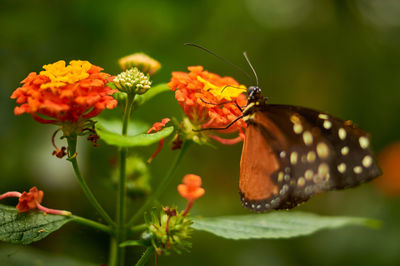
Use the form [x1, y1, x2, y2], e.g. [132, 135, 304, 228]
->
[240, 104, 381, 212]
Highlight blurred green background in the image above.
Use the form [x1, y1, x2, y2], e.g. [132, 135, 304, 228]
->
[1, 0, 400, 265]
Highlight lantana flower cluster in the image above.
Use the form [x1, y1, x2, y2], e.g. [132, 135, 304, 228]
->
[11, 60, 117, 125]
[168, 66, 247, 145]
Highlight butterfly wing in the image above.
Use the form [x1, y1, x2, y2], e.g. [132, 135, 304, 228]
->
[240, 104, 381, 212]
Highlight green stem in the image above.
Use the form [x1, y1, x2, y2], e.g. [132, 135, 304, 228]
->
[128, 140, 191, 227]
[130, 223, 147, 233]
[71, 215, 112, 234]
[135, 247, 155, 266]
[67, 137, 115, 227]
[110, 94, 135, 266]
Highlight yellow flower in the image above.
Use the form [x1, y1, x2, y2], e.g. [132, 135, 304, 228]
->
[40, 60, 92, 89]
[197, 76, 246, 101]
[118, 52, 161, 75]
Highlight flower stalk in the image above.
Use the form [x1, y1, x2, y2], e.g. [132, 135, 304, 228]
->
[135, 247, 155, 266]
[128, 140, 191, 227]
[66, 136, 115, 226]
[72, 215, 112, 234]
[111, 93, 136, 266]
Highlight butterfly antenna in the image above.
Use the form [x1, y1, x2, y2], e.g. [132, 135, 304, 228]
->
[184, 43, 253, 81]
[243, 51, 259, 86]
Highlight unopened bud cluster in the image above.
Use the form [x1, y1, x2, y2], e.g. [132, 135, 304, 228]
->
[142, 207, 193, 255]
[113, 67, 151, 95]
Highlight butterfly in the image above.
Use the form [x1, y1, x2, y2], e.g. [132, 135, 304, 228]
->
[185, 43, 381, 212]
[239, 86, 381, 211]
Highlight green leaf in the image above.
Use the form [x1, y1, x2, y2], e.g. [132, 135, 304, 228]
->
[0, 204, 72, 245]
[191, 211, 380, 240]
[134, 83, 171, 107]
[95, 117, 149, 136]
[96, 123, 174, 148]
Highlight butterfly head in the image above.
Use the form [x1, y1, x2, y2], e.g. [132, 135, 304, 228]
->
[247, 86, 265, 104]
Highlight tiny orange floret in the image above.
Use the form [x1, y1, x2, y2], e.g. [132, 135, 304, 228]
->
[177, 174, 205, 201]
[16, 187, 44, 213]
[146, 118, 171, 163]
[147, 118, 171, 134]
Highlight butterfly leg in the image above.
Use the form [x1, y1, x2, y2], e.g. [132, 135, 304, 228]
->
[193, 115, 244, 132]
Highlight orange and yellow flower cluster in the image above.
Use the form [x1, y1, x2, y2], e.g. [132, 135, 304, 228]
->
[168, 66, 247, 144]
[11, 60, 117, 124]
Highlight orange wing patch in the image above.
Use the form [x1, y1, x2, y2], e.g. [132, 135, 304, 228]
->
[239, 115, 280, 201]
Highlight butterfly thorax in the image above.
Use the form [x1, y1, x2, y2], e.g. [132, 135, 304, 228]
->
[242, 86, 266, 122]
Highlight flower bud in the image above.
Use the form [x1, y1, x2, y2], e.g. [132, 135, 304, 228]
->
[118, 53, 161, 75]
[143, 207, 193, 255]
[113, 67, 152, 95]
[112, 156, 151, 198]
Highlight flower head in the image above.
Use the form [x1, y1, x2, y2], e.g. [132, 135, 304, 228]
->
[177, 174, 205, 201]
[113, 67, 152, 95]
[0, 186, 71, 215]
[11, 60, 117, 125]
[119, 52, 161, 75]
[16, 187, 43, 212]
[168, 66, 247, 145]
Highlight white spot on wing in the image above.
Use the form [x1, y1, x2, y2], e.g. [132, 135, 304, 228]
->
[341, 146, 349, 156]
[353, 166, 363, 174]
[362, 155, 373, 168]
[278, 171, 284, 182]
[307, 151, 316, 163]
[338, 128, 346, 140]
[290, 152, 298, 165]
[293, 123, 303, 134]
[359, 136, 369, 149]
[318, 114, 329, 119]
[305, 169, 313, 180]
[337, 163, 346, 173]
[303, 131, 313, 146]
[323, 120, 332, 129]
[317, 142, 329, 159]
[318, 163, 329, 176]
[297, 177, 305, 187]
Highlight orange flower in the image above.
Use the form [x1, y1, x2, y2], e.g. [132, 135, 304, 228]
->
[16, 187, 43, 212]
[11, 60, 117, 124]
[374, 142, 400, 196]
[168, 66, 247, 145]
[178, 174, 205, 216]
[177, 174, 205, 201]
[0, 186, 71, 215]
